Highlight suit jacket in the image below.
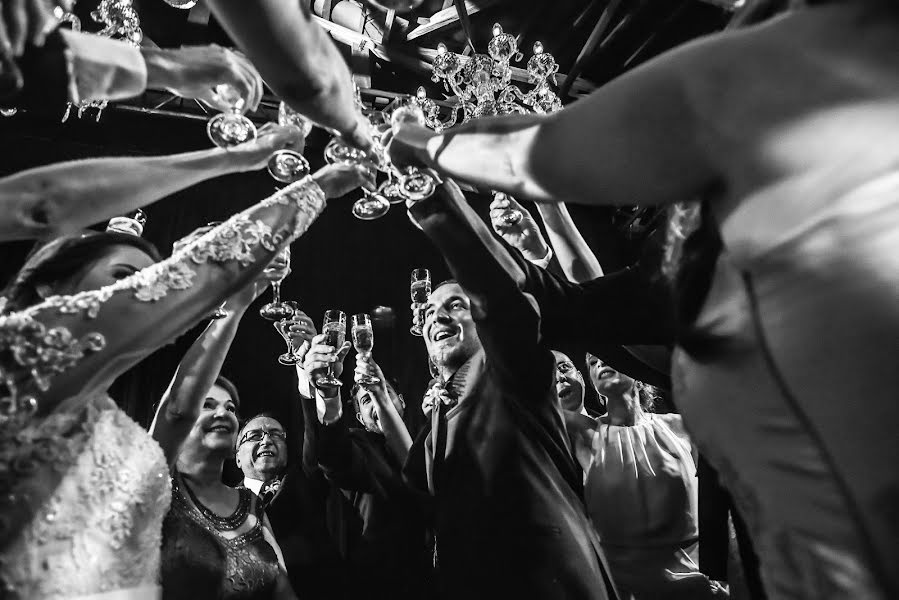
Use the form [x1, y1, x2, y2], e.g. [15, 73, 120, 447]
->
[504, 245, 676, 389]
[404, 187, 618, 600]
[261, 383, 347, 600]
[308, 418, 431, 600]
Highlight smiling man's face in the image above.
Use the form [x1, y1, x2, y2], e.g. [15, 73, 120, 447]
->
[423, 282, 481, 373]
[235, 416, 288, 482]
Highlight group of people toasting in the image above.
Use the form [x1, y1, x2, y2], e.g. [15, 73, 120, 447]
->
[1, 0, 898, 599]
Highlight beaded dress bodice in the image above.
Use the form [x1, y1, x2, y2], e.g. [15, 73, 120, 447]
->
[0, 395, 171, 599]
[161, 477, 280, 600]
[0, 178, 326, 599]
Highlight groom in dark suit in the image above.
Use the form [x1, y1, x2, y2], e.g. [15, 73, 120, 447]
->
[403, 179, 618, 600]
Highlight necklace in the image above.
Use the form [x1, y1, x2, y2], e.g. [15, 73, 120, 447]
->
[181, 476, 251, 531]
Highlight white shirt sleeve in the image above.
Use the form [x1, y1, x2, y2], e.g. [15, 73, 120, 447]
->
[527, 245, 554, 270]
[295, 365, 342, 425]
[59, 29, 148, 104]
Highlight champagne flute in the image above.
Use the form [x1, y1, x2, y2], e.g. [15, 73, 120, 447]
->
[410, 268, 431, 336]
[493, 192, 523, 226]
[273, 303, 302, 365]
[323, 137, 391, 220]
[267, 102, 312, 183]
[206, 84, 257, 148]
[259, 247, 294, 321]
[352, 313, 380, 385]
[313, 310, 347, 389]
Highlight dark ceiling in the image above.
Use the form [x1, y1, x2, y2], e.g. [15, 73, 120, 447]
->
[0, 0, 735, 429]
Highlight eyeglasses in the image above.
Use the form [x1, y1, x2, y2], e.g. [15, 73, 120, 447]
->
[556, 362, 576, 374]
[238, 429, 287, 447]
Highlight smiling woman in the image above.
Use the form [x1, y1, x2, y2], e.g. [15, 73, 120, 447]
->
[159, 379, 296, 600]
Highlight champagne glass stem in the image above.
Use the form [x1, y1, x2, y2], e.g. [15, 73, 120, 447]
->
[271, 281, 282, 305]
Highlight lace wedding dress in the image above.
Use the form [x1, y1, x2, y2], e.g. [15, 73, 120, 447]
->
[0, 177, 326, 599]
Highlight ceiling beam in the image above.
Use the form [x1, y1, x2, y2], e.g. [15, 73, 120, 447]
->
[560, 0, 621, 98]
[405, 0, 504, 41]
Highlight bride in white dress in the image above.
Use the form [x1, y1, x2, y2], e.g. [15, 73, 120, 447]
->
[0, 162, 370, 600]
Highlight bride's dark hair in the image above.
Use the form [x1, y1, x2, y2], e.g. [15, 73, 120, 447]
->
[0, 232, 161, 314]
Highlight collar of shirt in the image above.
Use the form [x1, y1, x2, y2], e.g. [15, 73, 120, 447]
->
[243, 477, 265, 496]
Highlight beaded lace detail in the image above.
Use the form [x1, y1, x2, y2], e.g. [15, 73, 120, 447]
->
[0, 396, 171, 598]
[0, 177, 325, 428]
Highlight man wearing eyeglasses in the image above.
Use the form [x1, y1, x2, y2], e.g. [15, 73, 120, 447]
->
[235, 414, 289, 506]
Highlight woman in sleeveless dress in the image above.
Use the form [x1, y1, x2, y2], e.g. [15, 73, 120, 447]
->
[0, 157, 370, 599]
[159, 376, 295, 600]
[148, 230, 309, 599]
[387, 2, 899, 596]
[563, 353, 724, 599]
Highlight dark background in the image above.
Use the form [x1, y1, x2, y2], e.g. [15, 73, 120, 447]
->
[0, 107, 639, 435]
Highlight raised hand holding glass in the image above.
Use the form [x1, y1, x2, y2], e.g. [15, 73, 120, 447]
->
[267, 102, 312, 183]
[207, 84, 257, 148]
[352, 314, 380, 385]
[273, 303, 303, 365]
[313, 310, 347, 389]
[259, 247, 294, 321]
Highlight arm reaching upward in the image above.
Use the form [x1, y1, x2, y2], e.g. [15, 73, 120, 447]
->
[354, 355, 412, 464]
[488, 194, 603, 283]
[150, 254, 288, 467]
[0, 125, 300, 242]
[534, 203, 603, 282]
[0, 163, 370, 420]
[206, 0, 372, 151]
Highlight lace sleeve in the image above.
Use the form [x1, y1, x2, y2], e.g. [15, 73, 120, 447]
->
[0, 177, 326, 425]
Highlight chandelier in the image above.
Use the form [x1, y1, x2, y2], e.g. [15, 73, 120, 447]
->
[61, 0, 143, 122]
[413, 23, 562, 132]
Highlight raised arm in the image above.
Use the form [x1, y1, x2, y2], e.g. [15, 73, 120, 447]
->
[354, 355, 413, 464]
[6, 29, 262, 114]
[390, 40, 717, 207]
[488, 194, 603, 283]
[0, 163, 369, 419]
[408, 179, 546, 392]
[206, 0, 371, 150]
[534, 203, 603, 282]
[0, 126, 297, 241]
[150, 259, 286, 466]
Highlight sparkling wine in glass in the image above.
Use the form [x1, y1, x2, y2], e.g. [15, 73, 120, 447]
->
[313, 310, 347, 389]
[259, 247, 294, 321]
[273, 303, 302, 365]
[267, 102, 312, 183]
[352, 313, 380, 385]
[410, 268, 431, 336]
[207, 84, 258, 148]
[494, 192, 523, 226]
